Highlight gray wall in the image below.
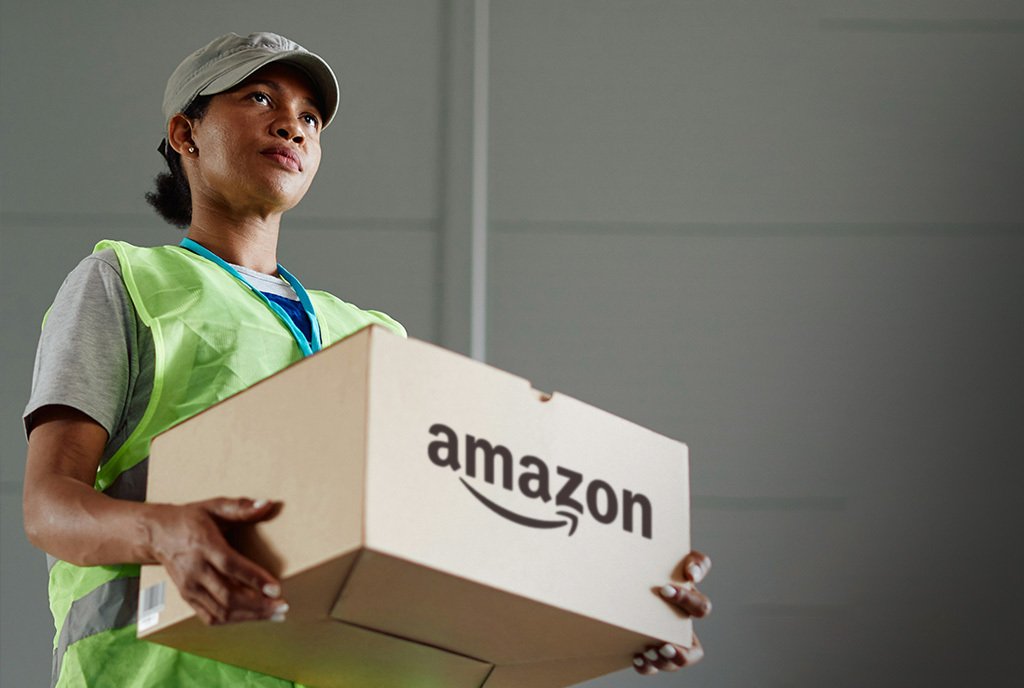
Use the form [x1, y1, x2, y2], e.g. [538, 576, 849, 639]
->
[2, 1, 1022, 686]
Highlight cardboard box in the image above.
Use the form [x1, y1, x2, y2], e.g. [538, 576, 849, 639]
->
[139, 325, 691, 687]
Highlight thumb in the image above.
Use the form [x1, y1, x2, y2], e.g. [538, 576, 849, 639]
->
[205, 497, 278, 523]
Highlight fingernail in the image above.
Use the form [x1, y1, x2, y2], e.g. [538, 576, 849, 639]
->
[644, 649, 659, 661]
[687, 563, 703, 582]
[269, 603, 288, 622]
[632, 656, 645, 667]
[262, 583, 281, 598]
[660, 584, 677, 599]
[252, 499, 269, 509]
[659, 644, 677, 659]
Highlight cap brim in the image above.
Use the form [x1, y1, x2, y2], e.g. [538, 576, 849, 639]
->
[197, 50, 339, 128]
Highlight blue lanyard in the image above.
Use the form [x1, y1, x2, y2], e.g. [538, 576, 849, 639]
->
[178, 237, 322, 357]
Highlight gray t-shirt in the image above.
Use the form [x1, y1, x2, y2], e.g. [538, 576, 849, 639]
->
[23, 248, 302, 497]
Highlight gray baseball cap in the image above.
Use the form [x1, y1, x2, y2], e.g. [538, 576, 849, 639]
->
[162, 31, 339, 130]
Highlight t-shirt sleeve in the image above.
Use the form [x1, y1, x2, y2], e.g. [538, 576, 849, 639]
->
[23, 250, 135, 440]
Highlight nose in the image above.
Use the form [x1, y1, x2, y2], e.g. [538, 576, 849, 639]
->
[275, 126, 304, 145]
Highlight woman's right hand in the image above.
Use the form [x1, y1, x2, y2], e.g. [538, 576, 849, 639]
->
[145, 497, 288, 626]
[25, 406, 288, 626]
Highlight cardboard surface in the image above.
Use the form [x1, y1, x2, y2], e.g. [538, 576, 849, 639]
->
[140, 325, 690, 687]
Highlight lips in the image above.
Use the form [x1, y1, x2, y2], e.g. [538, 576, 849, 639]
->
[260, 146, 302, 172]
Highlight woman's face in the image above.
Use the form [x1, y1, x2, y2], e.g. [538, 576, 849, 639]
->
[185, 62, 324, 216]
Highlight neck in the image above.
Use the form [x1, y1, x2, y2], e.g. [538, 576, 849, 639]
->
[185, 206, 282, 274]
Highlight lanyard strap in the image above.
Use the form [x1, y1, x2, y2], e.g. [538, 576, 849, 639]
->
[178, 237, 322, 357]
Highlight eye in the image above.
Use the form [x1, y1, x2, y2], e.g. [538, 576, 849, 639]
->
[249, 91, 272, 105]
[301, 113, 320, 129]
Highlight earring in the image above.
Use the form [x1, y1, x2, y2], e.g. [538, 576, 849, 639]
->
[187, 145, 197, 154]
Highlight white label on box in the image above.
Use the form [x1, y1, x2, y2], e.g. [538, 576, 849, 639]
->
[138, 581, 166, 631]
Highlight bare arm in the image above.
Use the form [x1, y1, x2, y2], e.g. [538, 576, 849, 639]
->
[24, 404, 152, 565]
[24, 404, 288, 624]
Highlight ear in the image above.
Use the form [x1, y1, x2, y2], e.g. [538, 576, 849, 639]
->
[167, 113, 196, 156]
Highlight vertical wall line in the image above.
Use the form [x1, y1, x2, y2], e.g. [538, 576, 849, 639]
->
[470, 0, 490, 362]
[434, 0, 453, 348]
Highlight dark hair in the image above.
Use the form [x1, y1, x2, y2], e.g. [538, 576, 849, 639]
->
[145, 96, 212, 228]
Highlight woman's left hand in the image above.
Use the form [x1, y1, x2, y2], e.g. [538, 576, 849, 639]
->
[633, 550, 712, 676]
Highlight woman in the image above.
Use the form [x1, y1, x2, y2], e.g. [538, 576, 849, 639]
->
[23, 32, 710, 686]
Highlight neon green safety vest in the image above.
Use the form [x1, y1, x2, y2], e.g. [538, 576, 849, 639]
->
[48, 240, 406, 687]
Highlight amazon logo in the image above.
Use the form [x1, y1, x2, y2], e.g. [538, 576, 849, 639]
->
[427, 423, 653, 539]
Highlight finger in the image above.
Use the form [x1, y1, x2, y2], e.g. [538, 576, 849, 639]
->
[223, 590, 289, 624]
[650, 635, 705, 671]
[631, 652, 659, 676]
[206, 541, 282, 599]
[178, 576, 227, 625]
[191, 603, 215, 626]
[651, 643, 684, 671]
[206, 497, 278, 524]
[640, 645, 672, 672]
[679, 633, 705, 666]
[659, 583, 712, 618]
[222, 606, 285, 624]
[681, 550, 711, 583]
[195, 561, 232, 611]
[196, 564, 287, 622]
[197, 564, 269, 616]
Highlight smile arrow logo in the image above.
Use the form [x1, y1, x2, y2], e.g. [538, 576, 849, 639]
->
[459, 478, 580, 536]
